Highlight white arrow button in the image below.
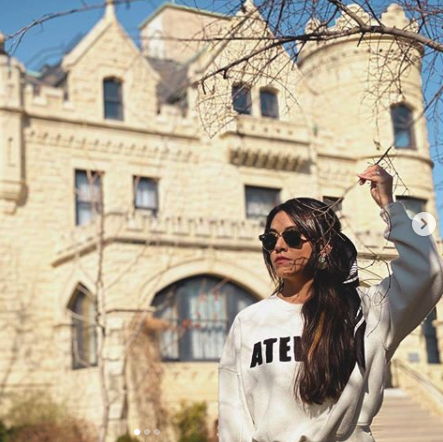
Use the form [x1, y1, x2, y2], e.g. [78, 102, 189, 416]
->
[412, 212, 436, 236]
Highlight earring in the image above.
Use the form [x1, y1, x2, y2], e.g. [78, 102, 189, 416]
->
[318, 255, 327, 269]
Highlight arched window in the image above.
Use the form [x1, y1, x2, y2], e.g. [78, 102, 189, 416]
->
[391, 104, 415, 149]
[103, 78, 123, 120]
[260, 88, 279, 119]
[68, 285, 98, 369]
[151, 275, 257, 361]
[232, 83, 252, 115]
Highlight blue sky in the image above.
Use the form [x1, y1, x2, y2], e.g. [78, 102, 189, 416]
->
[2, 0, 443, 233]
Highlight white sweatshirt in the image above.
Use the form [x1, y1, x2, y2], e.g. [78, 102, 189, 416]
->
[218, 201, 443, 442]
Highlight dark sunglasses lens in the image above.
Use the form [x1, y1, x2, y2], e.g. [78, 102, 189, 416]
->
[283, 229, 302, 247]
[260, 229, 302, 251]
[260, 234, 277, 251]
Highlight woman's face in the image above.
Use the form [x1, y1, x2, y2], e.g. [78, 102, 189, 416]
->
[269, 211, 314, 279]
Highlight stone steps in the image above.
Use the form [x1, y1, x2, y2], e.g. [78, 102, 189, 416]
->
[371, 388, 443, 442]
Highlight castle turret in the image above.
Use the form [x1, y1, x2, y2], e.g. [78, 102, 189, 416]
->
[297, 4, 434, 234]
[0, 30, 25, 213]
[298, 3, 424, 158]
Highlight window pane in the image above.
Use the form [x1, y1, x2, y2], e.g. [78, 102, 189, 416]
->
[152, 290, 180, 360]
[396, 196, 425, 219]
[245, 186, 280, 218]
[135, 177, 158, 210]
[232, 84, 252, 115]
[322, 196, 342, 213]
[391, 105, 414, 149]
[77, 202, 92, 226]
[75, 170, 102, 226]
[160, 299, 180, 360]
[394, 130, 411, 149]
[70, 287, 97, 369]
[260, 90, 279, 119]
[104, 79, 123, 121]
[104, 80, 121, 100]
[105, 102, 123, 120]
[422, 308, 440, 363]
[186, 278, 226, 360]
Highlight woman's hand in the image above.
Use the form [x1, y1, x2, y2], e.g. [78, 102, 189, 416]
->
[356, 164, 394, 209]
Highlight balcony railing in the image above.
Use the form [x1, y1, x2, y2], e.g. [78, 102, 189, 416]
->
[53, 211, 443, 266]
[53, 211, 266, 266]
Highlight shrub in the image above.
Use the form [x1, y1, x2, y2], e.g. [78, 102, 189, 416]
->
[5, 391, 68, 428]
[0, 420, 14, 442]
[116, 433, 140, 442]
[1, 391, 95, 442]
[10, 419, 94, 442]
[171, 400, 209, 442]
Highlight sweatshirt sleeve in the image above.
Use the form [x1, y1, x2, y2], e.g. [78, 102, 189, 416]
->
[370, 201, 443, 361]
[218, 315, 255, 442]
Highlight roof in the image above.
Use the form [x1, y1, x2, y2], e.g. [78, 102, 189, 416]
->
[25, 62, 68, 89]
[146, 57, 190, 106]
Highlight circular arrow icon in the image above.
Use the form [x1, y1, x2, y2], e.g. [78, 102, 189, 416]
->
[412, 212, 436, 236]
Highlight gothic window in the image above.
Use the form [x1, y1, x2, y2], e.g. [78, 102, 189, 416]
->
[68, 285, 98, 370]
[151, 275, 257, 361]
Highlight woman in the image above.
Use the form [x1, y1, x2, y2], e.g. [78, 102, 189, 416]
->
[218, 164, 443, 442]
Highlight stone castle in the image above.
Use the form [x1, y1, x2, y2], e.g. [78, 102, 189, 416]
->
[0, 0, 441, 440]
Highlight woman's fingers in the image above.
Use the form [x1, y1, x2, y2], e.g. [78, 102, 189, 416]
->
[356, 165, 394, 208]
[357, 165, 384, 184]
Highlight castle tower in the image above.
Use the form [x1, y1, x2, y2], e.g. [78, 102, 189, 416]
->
[298, 4, 424, 157]
[298, 4, 441, 364]
[297, 4, 435, 226]
[0, 30, 25, 214]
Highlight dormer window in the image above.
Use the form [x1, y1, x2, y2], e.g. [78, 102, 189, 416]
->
[232, 83, 252, 115]
[104, 78, 123, 121]
[260, 88, 279, 119]
[391, 103, 415, 149]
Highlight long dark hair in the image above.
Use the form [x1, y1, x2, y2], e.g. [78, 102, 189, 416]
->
[261, 197, 362, 405]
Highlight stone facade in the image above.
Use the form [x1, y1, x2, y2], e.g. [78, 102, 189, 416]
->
[0, 1, 442, 441]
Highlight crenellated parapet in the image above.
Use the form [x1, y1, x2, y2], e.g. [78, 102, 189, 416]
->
[22, 82, 198, 139]
[24, 83, 75, 115]
[298, 3, 420, 63]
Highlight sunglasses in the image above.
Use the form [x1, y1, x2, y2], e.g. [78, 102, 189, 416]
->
[258, 227, 308, 252]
